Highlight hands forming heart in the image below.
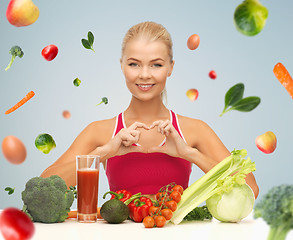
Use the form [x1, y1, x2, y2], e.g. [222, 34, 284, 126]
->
[111, 120, 189, 159]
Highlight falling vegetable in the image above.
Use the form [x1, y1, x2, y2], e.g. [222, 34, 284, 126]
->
[41, 44, 58, 61]
[73, 78, 81, 87]
[219, 83, 260, 117]
[234, 0, 268, 36]
[273, 62, 293, 99]
[35, 133, 56, 154]
[96, 97, 108, 106]
[186, 89, 199, 102]
[62, 110, 71, 119]
[5, 45, 24, 71]
[4, 187, 15, 195]
[5, 91, 35, 114]
[81, 31, 95, 52]
[209, 70, 217, 79]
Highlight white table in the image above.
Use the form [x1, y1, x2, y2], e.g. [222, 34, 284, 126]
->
[1, 212, 293, 240]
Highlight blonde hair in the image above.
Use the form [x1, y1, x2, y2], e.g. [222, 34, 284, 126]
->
[121, 21, 173, 104]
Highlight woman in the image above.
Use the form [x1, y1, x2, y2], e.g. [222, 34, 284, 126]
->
[41, 21, 259, 199]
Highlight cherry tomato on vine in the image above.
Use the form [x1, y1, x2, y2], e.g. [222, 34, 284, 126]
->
[156, 191, 167, 201]
[161, 208, 173, 220]
[41, 44, 58, 61]
[148, 206, 160, 216]
[154, 215, 166, 228]
[172, 185, 184, 195]
[170, 191, 181, 203]
[143, 216, 155, 228]
[165, 200, 177, 212]
[0, 207, 35, 240]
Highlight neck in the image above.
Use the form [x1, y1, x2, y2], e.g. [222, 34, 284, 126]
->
[124, 96, 169, 124]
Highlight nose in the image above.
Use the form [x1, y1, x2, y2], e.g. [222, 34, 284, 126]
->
[139, 66, 151, 79]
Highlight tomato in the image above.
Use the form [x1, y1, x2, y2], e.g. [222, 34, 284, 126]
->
[41, 44, 58, 61]
[209, 70, 217, 79]
[165, 200, 177, 212]
[160, 208, 173, 220]
[143, 216, 155, 228]
[0, 207, 35, 240]
[172, 185, 184, 195]
[170, 191, 181, 203]
[154, 215, 166, 228]
[187, 34, 200, 50]
[148, 206, 160, 216]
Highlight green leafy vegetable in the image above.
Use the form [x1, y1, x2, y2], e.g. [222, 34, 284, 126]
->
[220, 83, 261, 116]
[183, 205, 212, 221]
[234, 0, 268, 36]
[171, 149, 256, 225]
[96, 97, 108, 106]
[81, 31, 95, 52]
[4, 187, 15, 195]
[35, 133, 56, 154]
[22, 175, 74, 223]
[73, 78, 81, 87]
[254, 184, 293, 240]
[5, 46, 24, 71]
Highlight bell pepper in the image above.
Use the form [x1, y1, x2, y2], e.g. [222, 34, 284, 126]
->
[127, 196, 153, 222]
[103, 190, 132, 202]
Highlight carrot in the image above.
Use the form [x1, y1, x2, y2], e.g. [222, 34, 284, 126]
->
[273, 62, 293, 99]
[67, 207, 103, 219]
[67, 210, 77, 219]
[97, 207, 103, 219]
[5, 91, 35, 114]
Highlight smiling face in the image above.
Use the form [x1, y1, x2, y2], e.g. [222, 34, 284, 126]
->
[121, 38, 174, 102]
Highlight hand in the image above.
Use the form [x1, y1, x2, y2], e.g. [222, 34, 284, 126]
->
[105, 122, 149, 158]
[148, 120, 191, 159]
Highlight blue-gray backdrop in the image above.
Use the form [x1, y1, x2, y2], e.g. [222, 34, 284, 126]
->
[0, 0, 292, 209]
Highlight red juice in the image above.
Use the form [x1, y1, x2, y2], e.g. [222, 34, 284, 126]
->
[77, 168, 99, 220]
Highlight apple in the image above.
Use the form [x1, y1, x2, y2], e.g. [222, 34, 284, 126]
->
[186, 89, 199, 102]
[6, 0, 39, 27]
[255, 131, 277, 154]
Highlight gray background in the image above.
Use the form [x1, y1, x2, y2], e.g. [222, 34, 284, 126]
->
[0, 0, 292, 209]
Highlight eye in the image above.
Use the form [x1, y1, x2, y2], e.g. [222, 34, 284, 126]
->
[153, 63, 163, 67]
[128, 63, 138, 67]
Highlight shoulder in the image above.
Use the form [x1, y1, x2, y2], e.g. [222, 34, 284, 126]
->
[77, 116, 117, 145]
[176, 114, 210, 131]
[176, 114, 214, 147]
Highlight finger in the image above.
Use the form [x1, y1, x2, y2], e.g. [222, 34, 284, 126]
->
[149, 120, 163, 129]
[129, 122, 149, 131]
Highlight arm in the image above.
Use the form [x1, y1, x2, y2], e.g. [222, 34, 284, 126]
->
[40, 119, 149, 187]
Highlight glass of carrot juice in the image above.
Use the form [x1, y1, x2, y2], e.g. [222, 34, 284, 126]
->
[76, 155, 100, 223]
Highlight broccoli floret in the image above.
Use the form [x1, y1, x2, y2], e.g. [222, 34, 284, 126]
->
[35, 133, 56, 154]
[22, 175, 74, 223]
[5, 46, 24, 71]
[254, 184, 293, 240]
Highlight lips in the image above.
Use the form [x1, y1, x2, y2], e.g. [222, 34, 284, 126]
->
[136, 84, 155, 91]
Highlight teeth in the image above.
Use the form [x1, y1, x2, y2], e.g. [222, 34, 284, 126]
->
[138, 84, 153, 88]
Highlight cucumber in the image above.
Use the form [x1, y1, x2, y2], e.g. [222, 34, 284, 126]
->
[100, 199, 129, 224]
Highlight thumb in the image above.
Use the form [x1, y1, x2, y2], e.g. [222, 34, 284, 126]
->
[147, 146, 165, 154]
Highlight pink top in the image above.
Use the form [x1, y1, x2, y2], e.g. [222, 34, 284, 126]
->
[105, 110, 192, 194]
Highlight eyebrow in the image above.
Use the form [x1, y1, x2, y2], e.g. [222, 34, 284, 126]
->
[127, 57, 165, 62]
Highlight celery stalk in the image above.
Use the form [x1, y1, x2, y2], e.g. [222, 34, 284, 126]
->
[171, 149, 255, 225]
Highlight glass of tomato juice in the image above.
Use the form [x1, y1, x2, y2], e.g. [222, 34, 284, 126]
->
[76, 155, 100, 222]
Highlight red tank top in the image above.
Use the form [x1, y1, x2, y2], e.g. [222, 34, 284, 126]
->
[105, 110, 192, 194]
